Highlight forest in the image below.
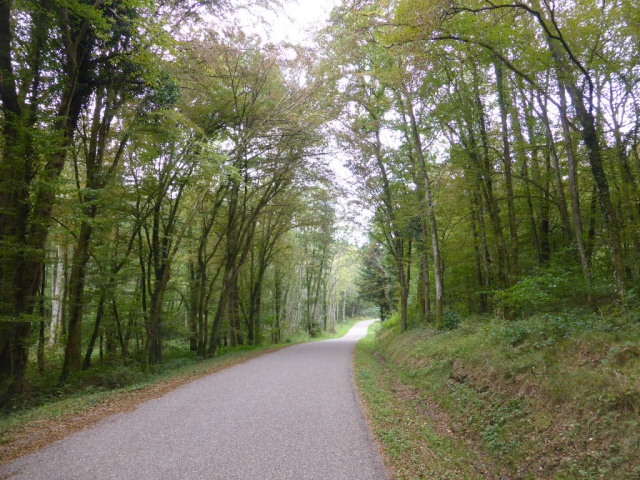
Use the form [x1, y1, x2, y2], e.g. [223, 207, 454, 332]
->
[1, 0, 639, 464]
[335, 0, 640, 328]
[333, 1, 640, 476]
[0, 0, 372, 409]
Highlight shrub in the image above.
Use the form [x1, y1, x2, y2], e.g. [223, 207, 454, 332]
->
[495, 267, 573, 317]
[379, 311, 402, 333]
[88, 364, 145, 389]
[441, 310, 462, 331]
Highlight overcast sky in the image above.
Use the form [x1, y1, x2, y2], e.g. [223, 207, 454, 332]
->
[237, 0, 342, 45]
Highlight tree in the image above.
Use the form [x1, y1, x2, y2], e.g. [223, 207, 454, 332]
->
[0, 0, 168, 405]
[358, 243, 393, 321]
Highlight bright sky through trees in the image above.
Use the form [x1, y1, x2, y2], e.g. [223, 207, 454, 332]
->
[237, 0, 341, 44]
[234, 0, 371, 244]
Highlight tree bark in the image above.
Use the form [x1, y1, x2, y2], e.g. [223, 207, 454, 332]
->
[495, 61, 519, 285]
[558, 83, 591, 283]
[403, 94, 444, 328]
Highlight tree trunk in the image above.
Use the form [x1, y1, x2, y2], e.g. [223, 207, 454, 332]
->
[49, 246, 65, 346]
[61, 220, 93, 380]
[470, 197, 487, 314]
[558, 83, 591, 284]
[473, 85, 509, 288]
[518, 90, 542, 262]
[0, 0, 93, 403]
[83, 293, 106, 370]
[404, 93, 444, 329]
[495, 61, 518, 285]
[537, 93, 572, 242]
[553, 52, 626, 299]
[274, 266, 282, 343]
[37, 267, 46, 374]
[539, 149, 552, 264]
[113, 300, 128, 358]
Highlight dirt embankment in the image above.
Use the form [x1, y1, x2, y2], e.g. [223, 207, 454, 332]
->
[356, 319, 640, 479]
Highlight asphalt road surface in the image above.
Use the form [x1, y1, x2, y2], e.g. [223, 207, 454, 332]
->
[1, 320, 387, 480]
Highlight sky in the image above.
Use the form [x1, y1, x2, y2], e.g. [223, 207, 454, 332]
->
[239, 0, 342, 45]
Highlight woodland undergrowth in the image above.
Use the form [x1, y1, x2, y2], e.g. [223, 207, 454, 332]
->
[357, 311, 640, 479]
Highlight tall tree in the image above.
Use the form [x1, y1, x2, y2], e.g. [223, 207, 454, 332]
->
[0, 0, 167, 404]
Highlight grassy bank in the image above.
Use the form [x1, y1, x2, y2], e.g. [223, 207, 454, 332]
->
[0, 318, 363, 465]
[355, 313, 640, 479]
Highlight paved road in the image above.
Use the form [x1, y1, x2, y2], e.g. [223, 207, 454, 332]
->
[1, 320, 387, 480]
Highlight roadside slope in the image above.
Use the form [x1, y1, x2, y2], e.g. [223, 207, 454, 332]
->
[355, 317, 640, 479]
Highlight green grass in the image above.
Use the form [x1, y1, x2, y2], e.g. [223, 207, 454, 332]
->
[320, 317, 364, 338]
[355, 313, 640, 479]
[354, 322, 505, 479]
[283, 317, 364, 344]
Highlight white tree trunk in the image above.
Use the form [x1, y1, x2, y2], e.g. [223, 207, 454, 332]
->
[49, 245, 65, 346]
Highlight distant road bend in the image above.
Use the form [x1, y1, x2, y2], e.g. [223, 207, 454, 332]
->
[1, 320, 387, 480]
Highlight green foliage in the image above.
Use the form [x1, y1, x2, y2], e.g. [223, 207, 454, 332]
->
[379, 311, 402, 333]
[362, 310, 640, 478]
[82, 364, 147, 390]
[480, 398, 525, 456]
[441, 310, 461, 331]
[494, 312, 630, 350]
[358, 242, 394, 321]
[137, 70, 182, 114]
[494, 267, 575, 317]
[354, 321, 489, 479]
[359, 305, 382, 318]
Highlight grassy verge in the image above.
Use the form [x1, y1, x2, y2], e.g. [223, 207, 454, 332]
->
[355, 314, 640, 479]
[0, 319, 362, 465]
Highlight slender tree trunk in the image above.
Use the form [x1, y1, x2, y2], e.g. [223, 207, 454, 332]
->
[495, 61, 518, 285]
[539, 150, 552, 264]
[188, 262, 198, 352]
[61, 220, 93, 380]
[37, 266, 46, 373]
[322, 279, 328, 332]
[585, 185, 599, 266]
[146, 263, 170, 366]
[537, 93, 572, 242]
[519, 92, 542, 262]
[558, 83, 591, 284]
[476, 193, 492, 300]
[470, 197, 487, 314]
[208, 269, 232, 357]
[82, 293, 106, 370]
[418, 219, 431, 322]
[554, 54, 626, 298]
[49, 246, 64, 346]
[404, 93, 444, 328]
[474, 86, 508, 288]
[228, 278, 242, 346]
[113, 300, 128, 358]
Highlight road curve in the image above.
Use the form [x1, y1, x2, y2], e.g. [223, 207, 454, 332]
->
[1, 320, 387, 480]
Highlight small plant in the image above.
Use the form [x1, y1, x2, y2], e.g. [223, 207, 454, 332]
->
[604, 342, 640, 367]
[379, 311, 402, 332]
[441, 310, 461, 331]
